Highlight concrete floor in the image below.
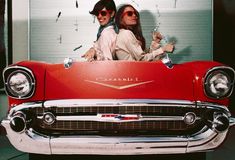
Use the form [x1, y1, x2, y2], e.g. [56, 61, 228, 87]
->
[0, 127, 235, 160]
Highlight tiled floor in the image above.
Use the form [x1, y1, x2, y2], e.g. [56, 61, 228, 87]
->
[0, 127, 234, 160]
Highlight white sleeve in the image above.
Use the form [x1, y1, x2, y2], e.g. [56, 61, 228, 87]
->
[120, 30, 164, 61]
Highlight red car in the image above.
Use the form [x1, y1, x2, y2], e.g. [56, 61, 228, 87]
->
[1, 59, 235, 155]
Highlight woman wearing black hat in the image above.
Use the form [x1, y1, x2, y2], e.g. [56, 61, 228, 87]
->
[82, 0, 118, 61]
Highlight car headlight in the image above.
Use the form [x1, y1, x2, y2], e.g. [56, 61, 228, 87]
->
[204, 67, 234, 99]
[4, 67, 35, 99]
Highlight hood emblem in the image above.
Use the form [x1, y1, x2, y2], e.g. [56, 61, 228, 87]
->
[85, 80, 154, 90]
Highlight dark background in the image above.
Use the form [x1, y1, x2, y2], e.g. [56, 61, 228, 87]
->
[0, 0, 6, 89]
[214, 0, 235, 115]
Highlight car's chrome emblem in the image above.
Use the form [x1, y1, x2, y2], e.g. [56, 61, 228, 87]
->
[85, 80, 154, 90]
[98, 114, 141, 122]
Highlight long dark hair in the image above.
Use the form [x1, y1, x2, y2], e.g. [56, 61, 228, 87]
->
[115, 4, 146, 50]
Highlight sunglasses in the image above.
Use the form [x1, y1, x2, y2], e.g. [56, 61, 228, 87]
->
[122, 11, 138, 17]
[95, 10, 111, 17]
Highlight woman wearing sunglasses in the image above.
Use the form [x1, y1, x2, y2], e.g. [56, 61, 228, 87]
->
[83, 0, 118, 61]
[115, 4, 174, 61]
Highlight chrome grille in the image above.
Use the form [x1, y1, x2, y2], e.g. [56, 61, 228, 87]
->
[41, 121, 195, 131]
[34, 105, 201, 116]
[27, 104, 207, 136]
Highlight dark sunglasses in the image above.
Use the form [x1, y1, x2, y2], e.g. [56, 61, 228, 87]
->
[122, 11, 138, 17]
[95, 10, 111, 17]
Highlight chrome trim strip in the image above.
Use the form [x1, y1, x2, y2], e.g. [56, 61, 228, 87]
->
[196, 101, 231, 116]
[53, 115, 201, 122]
[8, 100, 231, 118]
[8, 102, 42, 118]
[229, 117, 235, 126]
[43, 99, 195, 108]
[9, 100, 231, 117]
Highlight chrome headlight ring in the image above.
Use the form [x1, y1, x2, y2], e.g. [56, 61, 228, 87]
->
[204, 66, 235, 99]
[3, 66, 36, 99]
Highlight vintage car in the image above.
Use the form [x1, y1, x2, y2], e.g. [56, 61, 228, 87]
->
[1, 59, 235, 155]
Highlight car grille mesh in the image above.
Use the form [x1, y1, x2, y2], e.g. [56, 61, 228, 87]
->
[35, 105, 200, 115]
[30, 105, 205, 136]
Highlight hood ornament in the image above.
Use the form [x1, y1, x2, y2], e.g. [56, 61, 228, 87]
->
[63, 58, 73, 69]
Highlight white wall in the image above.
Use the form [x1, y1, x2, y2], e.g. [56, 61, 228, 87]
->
[12, 0, 29, 63]
[1, 0, 28, 117]
[30, 0, 213, 63]
[10, 0, 213, 64]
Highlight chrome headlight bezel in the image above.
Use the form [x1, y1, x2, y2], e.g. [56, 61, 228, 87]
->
[3, 66, 36, 99]
[204, 66, 235, 99]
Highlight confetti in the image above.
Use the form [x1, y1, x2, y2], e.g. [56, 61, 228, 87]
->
[73, 45, 82, 51]
[56, 11, 61, 22]
[76, 0, 78, 8]
[57, 35, 62, 44]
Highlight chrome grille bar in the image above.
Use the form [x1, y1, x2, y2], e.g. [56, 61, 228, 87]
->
[44, 99, 195, 108]
[48, 115, 200, 122]
[41, 121, 190, 131]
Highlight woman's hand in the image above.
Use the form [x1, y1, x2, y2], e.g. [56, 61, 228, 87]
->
[152, 31, 162, 43]
[150, 41, 161, 52]
[82, 48, 96, 62]
[162, 43, 174, 53]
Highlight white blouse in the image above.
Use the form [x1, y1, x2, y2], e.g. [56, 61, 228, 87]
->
[93, 26, 117, 60]
[115, 29, 164, 61]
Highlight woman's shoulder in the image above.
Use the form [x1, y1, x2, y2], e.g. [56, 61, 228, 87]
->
[119, 29, 133, 35]
[101, 26, 117, 37]
[118, 29, 136, 39]
[102, 26, 116, 33]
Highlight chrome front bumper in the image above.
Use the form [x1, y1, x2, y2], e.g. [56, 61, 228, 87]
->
[1, 99, 235, 155]
[1, 119, 234, 155]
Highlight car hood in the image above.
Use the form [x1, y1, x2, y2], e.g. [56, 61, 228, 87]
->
[44, 61, 195, 101]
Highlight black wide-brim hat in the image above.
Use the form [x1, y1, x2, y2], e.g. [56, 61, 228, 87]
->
[90, 0, 116, 15]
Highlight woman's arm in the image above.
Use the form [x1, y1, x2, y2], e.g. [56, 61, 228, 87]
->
[118, 30, 164, 61]
[82, 27, 116, 61]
